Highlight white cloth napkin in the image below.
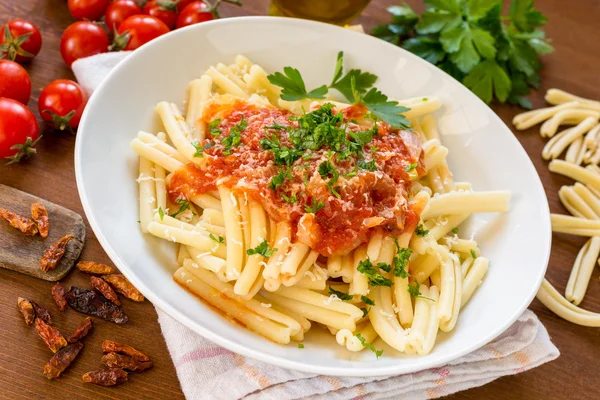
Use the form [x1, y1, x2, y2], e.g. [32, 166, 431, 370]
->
[73, 52, 559, 400]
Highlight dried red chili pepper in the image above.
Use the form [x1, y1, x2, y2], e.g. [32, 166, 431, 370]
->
[90, 276, 121, 306]
[101, 340, 150, 362]
[65, 287, 128, 324]
[51, 283, 68, 311]
[40, 234, 73, 272]
[17, 297, 35, 326]
[76, 261, 117, 275]
[35, 318, 67, 353]
[101, 352, 153, 372]
[0, 207, 38, 236]
[102, 274, 145, 302]
[67, 317, 93, 343]
[31, 301, 53, 325]
[82, 368, 128, 386]
[43, 342, 83, 379]
[31, 202, 49, 238]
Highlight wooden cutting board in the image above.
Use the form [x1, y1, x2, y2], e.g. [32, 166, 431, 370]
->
[0, 183, 85, 281]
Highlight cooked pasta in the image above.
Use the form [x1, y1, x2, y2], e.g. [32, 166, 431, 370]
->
[132, 54, 510, 357]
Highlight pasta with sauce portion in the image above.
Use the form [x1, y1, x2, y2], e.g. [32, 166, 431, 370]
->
[131, 53, 511, 357]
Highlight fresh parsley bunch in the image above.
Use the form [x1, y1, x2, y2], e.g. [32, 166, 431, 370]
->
[373, 0, 553, 108]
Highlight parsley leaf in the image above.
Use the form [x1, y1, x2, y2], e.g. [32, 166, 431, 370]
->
[192, 141, 204, 157]
[361, 307, 370, 317]
[391, 236, 412, 278]
[360, 87, 412, 129]
[269, 168, 292, 191]
[209, 233, 224, 243]
[281, 193, 297, 204]
[464, 60, 511, 103]
[329, 287, 354, 301]
[509, 0, 547, 32]
[372, 4, 419, 45]
[329, 51, 378, 103]
[267, 66, 328, 101]
[415, 223, 429, 237]
[358, 158, 377, 172]
[451, 227, 459, 234]
[297, 343, 304, 348]
[222, 116, 247, 155]
[377, 262, 392, 273]
[357, 258, 393, 287]
[361, 295, 375, 306]
[246, 240, 277, 257]
[318, 159, 340, 197]
[470, 249, 477, 259]
[260, 134, 303, 166]
[405, 163, 417, 172]
[305, 198, 324, 213]
[170, 199, 191, 218]
[408, 280, 422, 298]
[356, 333, 383, 358]
[157, 206, 165, 221]
[208, 119, 221, 136]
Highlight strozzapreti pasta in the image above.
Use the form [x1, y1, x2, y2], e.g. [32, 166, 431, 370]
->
[131, 54, 511, 357]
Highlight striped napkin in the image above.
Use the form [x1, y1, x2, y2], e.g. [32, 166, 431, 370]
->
[73, 52, 559, 399]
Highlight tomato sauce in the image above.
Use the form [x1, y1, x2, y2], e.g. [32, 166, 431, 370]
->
[168, 100, 424, 256]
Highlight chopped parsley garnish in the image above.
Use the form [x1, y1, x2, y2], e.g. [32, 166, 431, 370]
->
[318, 159, 340, 197]
[305, 198, 324, 213]
[329, 287, 354, 301]
[209, 233, 224, 243]
[170, 199, 191, 218]
[358, 158, 377, 172]
[361, 295, 375, 306]
[391, 236, 411, 278]
[192, 141, 204, 157]
[377, 262, 392, 273]
[265, 122, 286, 130]
[470, 249, 477, 259]
[415, 223, 429, 236]
[405, 163, 417, 172]
[361, 307, 370, 318]
[208, 119, 222, 136]
[451, 227, 459, 234]
[260, 134, 303, 166]
[157, 206, 165, 221]
[268, 168, 292, 191]
[246, 240, 277, 257]
[222, 116, 247, 155]
[267, 66, 328, 101]
[407, 280, 434, 301]
[356, 333, 383, 358]
[281, 193, 297, 204]
[357, 258, 393, 287]
[297, 343, 304, 349]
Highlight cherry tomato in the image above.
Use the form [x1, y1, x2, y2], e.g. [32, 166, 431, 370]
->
[0, 60, 31, 105]
[38, 80, 88, 132]
[0, 98, 40, 163]
[176, 1, 214, 29]
[143, 1, 179, 30]
[60, 22, 109, 67]
[68, 0, 111, 20]
[0, 19, 42, 62]
[113, 15, 170, 51]
[105, 0, 142, 32]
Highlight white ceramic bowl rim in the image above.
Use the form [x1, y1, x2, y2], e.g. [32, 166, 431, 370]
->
[75, 16, 551, 376]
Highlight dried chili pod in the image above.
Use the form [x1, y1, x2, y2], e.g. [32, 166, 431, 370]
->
[101, 352, 153, 372]
[40, 234, 74, 272]
[66, 287, 128, 324]
[101, 340, 150, 362]
[76, 261, 117, 275]
[82, 368, 128, 386]
[31, 202, 49, 238]
[102, 274, 145, 302]
[31, 301, 53, 325]
[35, 318, 67, 353]
[68, 317, 93, 343]
[51, 283, 68, 311]
[0, 207, 38, 236]
[90, 276, 121, 306]
[17, 297, 35, 326]
[43, 342, 83, 379]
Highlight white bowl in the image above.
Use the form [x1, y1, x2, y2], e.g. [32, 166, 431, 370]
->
[75, 16, 551, 376]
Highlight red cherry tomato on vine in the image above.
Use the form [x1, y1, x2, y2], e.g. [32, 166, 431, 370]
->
[38, 80, 88, 132]
[0, 98, 40, 163]
[113, 15, 170, 51]
[60, 22, 109, 67]
[105, 0, 142, 32]
[0, 19, 42, 62]
[143, 0, 179, 30]
[0, 60, 31, 105]
[68, 0, 111, 21]
[176, 1, 214, 29]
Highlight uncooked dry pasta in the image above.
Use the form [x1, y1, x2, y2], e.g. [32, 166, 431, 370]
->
[132, 54, 510, 357]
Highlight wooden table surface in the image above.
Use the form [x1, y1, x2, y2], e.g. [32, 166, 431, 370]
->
[1, 0, 599, 399]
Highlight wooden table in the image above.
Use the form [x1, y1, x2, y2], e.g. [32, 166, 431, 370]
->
[0, 0, 598, 398]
